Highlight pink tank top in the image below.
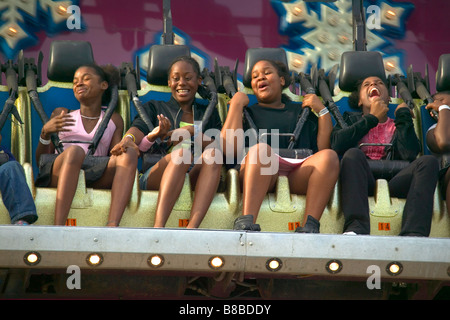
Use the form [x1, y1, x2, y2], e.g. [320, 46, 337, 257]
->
[359, 117, 396, 160]
[58, 109, 116, 156]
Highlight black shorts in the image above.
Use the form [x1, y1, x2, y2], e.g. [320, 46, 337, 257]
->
[35, 153, 110, 187]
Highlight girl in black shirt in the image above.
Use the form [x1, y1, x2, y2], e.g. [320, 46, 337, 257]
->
[331, 76, 439, 236]
[112, 56, 223, 228]
[222, 59, 339, 232]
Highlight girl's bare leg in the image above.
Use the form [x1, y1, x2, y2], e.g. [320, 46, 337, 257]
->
[153, 148, 192, 227]
[187, 147, 223, 228]
[288, 149, 339, 227]
[50, 146, 85, 225]
[239, 143, 278, 222]
[92, 148, 139, 227]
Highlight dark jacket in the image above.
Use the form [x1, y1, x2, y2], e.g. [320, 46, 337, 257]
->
[331, 107, 421, 161]
[131, 96, 222, 135]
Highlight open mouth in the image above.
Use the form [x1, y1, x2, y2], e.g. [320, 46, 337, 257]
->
[258, 82, 268, 90]
[76, 87, 87, 95]
[176, 89, 190, 96]
[369, 87, 380, 98]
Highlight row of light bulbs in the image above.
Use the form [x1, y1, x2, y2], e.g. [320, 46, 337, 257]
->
[23, 251, 404, 276]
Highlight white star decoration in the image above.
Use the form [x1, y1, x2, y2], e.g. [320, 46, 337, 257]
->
[0, 22, 28, 51]
[0, 0, 79, 59]
[380, 2, 405, 29]
[272, 0, 414, 76]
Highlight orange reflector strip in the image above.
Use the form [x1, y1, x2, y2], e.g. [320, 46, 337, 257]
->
[179, 219, 189, 227]
[378, 222, 391, 231]
[288, 222, 301, 231]
[65, 219, 76, 226]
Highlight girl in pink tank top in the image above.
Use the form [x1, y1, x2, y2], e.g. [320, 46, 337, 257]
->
[58, 109, 116, 156]
[36, 64, 138, 227]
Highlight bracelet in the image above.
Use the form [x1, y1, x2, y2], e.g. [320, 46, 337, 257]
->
[138, 135, 155, 152]
[123, 133, 135, 142]
[318, 107, 329, 117]
[39, 136, 51, 145]
[438, 105, 450, 112]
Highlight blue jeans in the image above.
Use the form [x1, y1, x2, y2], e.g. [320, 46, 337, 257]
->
[0, 161, 37, 224]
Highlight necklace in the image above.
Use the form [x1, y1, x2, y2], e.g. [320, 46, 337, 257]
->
[81, 114, 100, 120]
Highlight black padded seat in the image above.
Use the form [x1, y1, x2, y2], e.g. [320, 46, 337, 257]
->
[339, 51, 387, 92]
[436, 53, 450, 92]
[146, 44, 190, 85]
[47, 40, 95, 82]
[243, 47, 288, 88]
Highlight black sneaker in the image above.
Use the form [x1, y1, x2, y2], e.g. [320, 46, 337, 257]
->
[233, 215, 261, 231]
[295, 215, 320, 233]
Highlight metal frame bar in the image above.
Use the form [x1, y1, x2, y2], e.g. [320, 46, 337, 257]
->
[1, 226, 449, 281]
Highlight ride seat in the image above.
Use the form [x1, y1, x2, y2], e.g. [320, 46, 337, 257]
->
[27, 40, 140, 226]
[36, 40, 118, 171]
[137, 44, 191, 172]
[239, 47, 341, 233]
[337, 50, 448, 237]
[338, 51, 417, 179]
[126, 44, 239, 229]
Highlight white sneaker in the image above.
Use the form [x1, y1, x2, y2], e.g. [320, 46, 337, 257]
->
[343, 231, 357, 235]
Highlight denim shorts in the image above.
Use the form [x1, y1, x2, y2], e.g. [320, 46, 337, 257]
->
[138, 165, 154, 190]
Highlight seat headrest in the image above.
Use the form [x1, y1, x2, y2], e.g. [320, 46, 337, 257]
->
[436, 53, 450, 92]
[47, 41, 95, 82]
[339, 51, 387, 92]
[243, 48, 288, 88]
[146, 45, 191, 85]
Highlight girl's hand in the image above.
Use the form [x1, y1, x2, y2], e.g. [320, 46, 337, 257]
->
[41, 110, 75, 138]
[147, 114, 171, 142]
[302, 94, 326, 114]
[395, 102, 414, 118]
[369, 97, 389, 122]
[110, 134, 139, 156]
[425, 100, 443, 113]
[229, 92, 249, 109]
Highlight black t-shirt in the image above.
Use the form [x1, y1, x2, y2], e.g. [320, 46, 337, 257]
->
[244, 102, 319, 152]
